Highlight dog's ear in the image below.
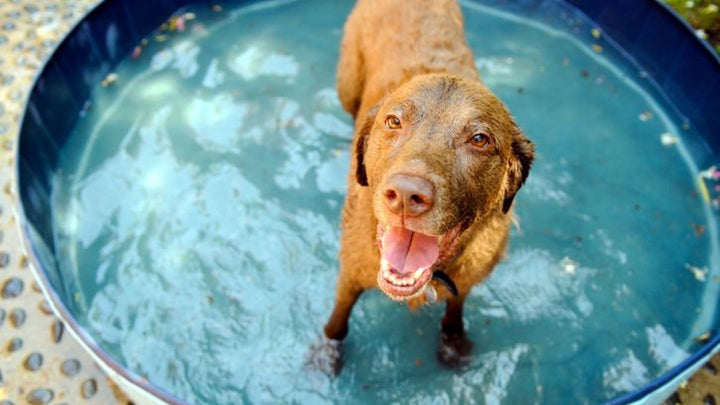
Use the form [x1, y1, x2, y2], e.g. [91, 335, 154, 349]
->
[502, 130, 534, 214]
[354, 105, 379, 187]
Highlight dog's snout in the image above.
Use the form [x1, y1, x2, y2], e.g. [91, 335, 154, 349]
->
[383, 173, 435, 217]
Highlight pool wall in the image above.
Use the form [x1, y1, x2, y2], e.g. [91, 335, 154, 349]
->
[16, 0, 720, 404]
[568, 0, 720, 150]
[18, 1, 203, 403]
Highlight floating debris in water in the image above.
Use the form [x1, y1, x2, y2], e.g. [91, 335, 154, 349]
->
[149, 13, 195, 49]
[697, 165, 720, 206]
[591, 44, 603, 53]
[698, 177, 711, 203]
[686, 263, 707, 282]
[591, 28, 601, 39]
[131, 45, 142, 59]
[699, 166, 720, 180]
[660, 132, 678, 146]
[562, 58, 570, 66]
[100, 73, 118, 87]
[212, 4, 223, 12]
[560, 257, 578, 275]
[170, 15, 186, 32]
[638, 110, 653, 121]
[695, 331, 712, 343]
[696, 29, 708, 40]
[691, 221, 706, 237]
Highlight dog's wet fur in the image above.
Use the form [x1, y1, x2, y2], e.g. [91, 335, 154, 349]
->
[310, 0, 534, 373]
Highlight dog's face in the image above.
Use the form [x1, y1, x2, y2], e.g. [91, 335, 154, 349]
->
[354, 74, 534, 300]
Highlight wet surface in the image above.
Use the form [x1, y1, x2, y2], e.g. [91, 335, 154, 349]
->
[45, 0, 720, 404]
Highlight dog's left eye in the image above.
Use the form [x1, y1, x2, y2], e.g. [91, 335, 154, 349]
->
[385, 115, 402, 130]
[469, 133, 491, 148]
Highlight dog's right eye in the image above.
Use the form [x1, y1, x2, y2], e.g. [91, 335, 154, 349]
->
[469, 133, 491, 149]
[385, 115, 402, 130]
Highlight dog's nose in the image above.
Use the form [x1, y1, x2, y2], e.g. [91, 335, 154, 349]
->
[383, 173, 435, 217]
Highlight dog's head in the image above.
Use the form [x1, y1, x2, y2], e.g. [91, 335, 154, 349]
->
[354, 73, 534, 301]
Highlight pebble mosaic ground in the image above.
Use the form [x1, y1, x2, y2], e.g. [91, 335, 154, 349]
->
[1, 1, 130, 404]
[0, 1, 717, 404]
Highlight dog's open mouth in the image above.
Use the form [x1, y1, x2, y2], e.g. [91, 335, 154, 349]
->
[376, 224, 462, 300]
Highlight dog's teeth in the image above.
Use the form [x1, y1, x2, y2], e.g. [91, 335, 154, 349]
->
[381, 266, 423, 287]
[413, 267, 426, 280]
[381, 258, 390, 271]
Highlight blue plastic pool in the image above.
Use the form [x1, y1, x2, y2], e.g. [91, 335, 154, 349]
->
[17, 0, 720, 404]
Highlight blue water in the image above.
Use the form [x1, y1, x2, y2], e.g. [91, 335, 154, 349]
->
[51, 0, 720, 403]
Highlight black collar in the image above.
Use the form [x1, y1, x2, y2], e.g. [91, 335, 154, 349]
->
[432, 270, 458, 297]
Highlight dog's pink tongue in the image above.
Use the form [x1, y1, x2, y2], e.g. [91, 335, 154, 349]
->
[381, 227, 439, 274]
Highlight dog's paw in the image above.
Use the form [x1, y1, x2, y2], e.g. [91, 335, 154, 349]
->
[306, 336, 344, 377]
[437, 331, 473, 368]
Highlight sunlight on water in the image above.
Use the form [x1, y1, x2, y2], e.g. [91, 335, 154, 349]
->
[51, 0, 719, 403]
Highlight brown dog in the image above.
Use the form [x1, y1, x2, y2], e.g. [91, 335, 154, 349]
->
[314, 0, 534, 372]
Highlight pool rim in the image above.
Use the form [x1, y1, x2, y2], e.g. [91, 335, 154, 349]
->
[13, 0, 193, 403]
[13, 0, 720, 404]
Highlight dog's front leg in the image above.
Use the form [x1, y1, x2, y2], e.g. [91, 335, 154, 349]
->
[437, 293, 474, 367]
[324, 283, 363, 341]
[307, 280, 363, 376]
